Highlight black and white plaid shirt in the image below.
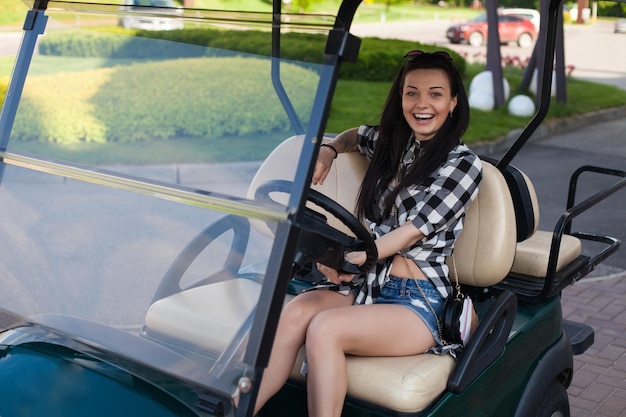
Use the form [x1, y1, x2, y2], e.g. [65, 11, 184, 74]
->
[354, 125, 483, 303]
[307, 125, 482, 305]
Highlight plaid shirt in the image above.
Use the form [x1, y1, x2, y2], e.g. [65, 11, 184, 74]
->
[354, 125, 483, 303]
[307, 125, 482, 305]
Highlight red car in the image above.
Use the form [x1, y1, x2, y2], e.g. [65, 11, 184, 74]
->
[446, 13, 537, 48]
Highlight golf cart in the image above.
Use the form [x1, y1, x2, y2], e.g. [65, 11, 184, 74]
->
[0, 0, 624, 416]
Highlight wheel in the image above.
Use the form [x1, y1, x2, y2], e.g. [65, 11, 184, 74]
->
[518, 32, 533, 48]
[537, 381, 570, 417]
[255, 179, 378, 275]
[468, 31, 483, 47]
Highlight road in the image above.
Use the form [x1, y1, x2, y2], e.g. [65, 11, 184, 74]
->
[352, 18, 626, 90]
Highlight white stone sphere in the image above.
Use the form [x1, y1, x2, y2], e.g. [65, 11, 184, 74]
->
[469, 90, 495, 111]
[508, 95, 535, 117]
[469, 71, 511, 101]
[529, 69, 556, 97]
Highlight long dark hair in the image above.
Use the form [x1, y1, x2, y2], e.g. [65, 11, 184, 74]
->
[355, 51, 470, 224]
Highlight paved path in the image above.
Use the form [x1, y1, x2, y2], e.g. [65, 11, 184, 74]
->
[563, 276, 626, 417]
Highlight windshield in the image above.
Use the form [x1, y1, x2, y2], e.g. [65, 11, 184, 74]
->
[0, 0, 346, 412]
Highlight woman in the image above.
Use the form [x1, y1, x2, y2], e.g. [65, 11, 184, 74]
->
[254, 50, 482, 417]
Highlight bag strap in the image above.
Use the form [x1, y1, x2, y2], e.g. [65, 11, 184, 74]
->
[394, 205, 447, 345]
[449, 255, 463, 302]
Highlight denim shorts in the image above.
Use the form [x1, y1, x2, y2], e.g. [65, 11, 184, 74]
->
[376, 276, 444, 346]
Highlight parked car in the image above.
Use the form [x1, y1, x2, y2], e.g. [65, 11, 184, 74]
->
[118, 0, 184, 31]
[500, 7, 540, 32]
[615, 18, 626, 33]
[446, 13, 537, 48]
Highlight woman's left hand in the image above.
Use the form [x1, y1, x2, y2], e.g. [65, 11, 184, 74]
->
[345, 251, 366, 267]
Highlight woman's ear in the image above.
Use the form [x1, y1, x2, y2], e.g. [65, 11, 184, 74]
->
[449, 95, 458, 114]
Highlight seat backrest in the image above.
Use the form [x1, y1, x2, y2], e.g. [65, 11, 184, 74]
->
[248, 136, 517, 287]
[501, 164, 540, 242]
[247, 135, 369, 237]
[449, 162, 517, 287]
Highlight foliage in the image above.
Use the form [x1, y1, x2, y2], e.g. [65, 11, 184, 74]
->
[11, 57, 318, 144]
[37, 27, 466, 80]
[0, 2, 29, 26]
[596, 0, 626, 17]
[0, 77, 8, 110]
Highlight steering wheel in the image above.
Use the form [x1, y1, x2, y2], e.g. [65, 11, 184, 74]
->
[254, 179, 377, 275]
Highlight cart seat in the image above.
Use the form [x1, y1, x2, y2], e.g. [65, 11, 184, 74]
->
[504, 168, 582, 278]
[512, 231, 582, 277]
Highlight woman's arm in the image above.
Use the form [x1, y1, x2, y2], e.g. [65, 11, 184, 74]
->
[345, 222, 424, 267]
[319, 223, 423, 284]
[312, 128, 360, 185]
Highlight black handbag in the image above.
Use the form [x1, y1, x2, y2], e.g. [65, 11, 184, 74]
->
[441, 257, 478, 346]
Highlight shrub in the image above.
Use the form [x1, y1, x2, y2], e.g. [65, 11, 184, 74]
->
[0, 77, 8, 110]
[11, 57, 318, 144]
[38, 27, 465, 81]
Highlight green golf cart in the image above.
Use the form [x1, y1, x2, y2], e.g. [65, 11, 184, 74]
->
[0, 0, 624, 416]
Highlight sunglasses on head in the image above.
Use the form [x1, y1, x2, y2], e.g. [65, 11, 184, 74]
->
[403, 50, 453, 62]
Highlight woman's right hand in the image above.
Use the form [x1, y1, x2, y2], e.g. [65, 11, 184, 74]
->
[316, 262, 356, 285]
[312, 146, 335, 186]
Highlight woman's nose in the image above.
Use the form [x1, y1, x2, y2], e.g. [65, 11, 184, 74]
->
[414, 97, 427, 108]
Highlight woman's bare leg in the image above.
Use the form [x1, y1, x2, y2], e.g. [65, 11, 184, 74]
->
[305, 304, 435, 417]
[253, 290, 354, 415]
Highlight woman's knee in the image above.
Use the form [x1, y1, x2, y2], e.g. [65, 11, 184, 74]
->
[278, 295, 324, 337]
[305, 310, 342, 352]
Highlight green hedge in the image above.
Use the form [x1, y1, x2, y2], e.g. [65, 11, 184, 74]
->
[11, 57, 318, 144]
[38, 27, 465, 81]
[0, 77, 7, 110]
[20, 28, 465, 144]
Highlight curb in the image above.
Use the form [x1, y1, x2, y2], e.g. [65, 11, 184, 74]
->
[473, 105, 626, 156]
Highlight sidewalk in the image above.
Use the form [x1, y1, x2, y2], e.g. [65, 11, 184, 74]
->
[563, 273, 626, 417]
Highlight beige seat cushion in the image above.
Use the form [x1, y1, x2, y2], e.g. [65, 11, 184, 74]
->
[288, 346, 456, 413]
[511, 230, 582, 278]
[145, 278, 260, 351]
